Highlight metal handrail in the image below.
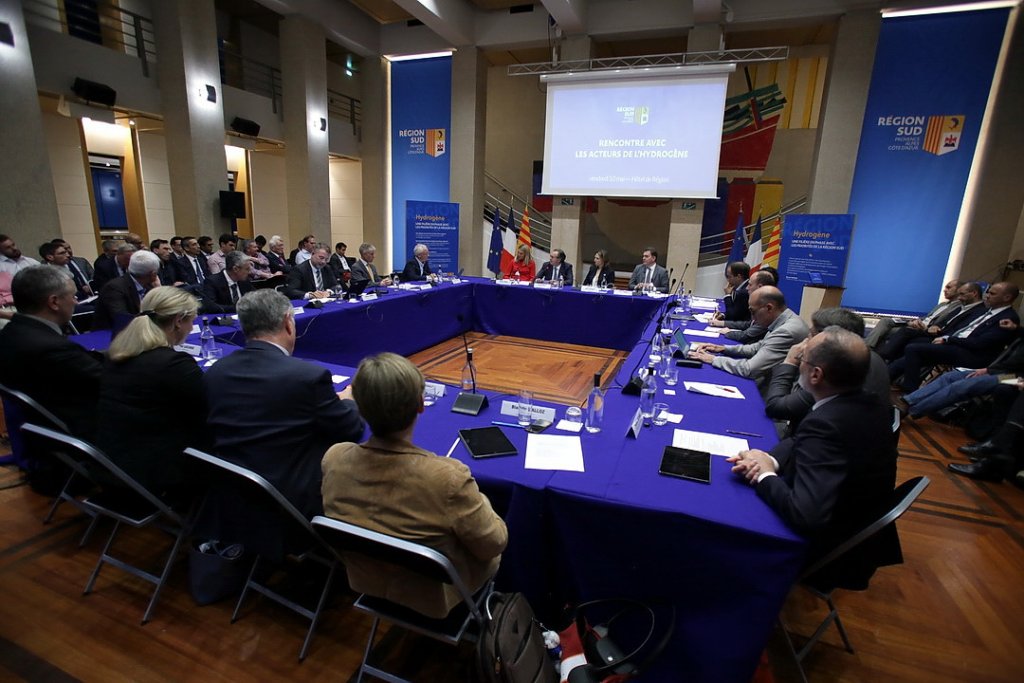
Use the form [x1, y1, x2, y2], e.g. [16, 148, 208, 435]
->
[219, 48, 282, 113]
[23, 0, 157, 76]
[327, 89, 362, 138]
[508, 46, 789, 77]
[484, 195, 552, 255]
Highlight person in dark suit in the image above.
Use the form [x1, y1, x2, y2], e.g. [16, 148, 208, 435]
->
[93, 250, 162, 330]
[867, 278, 961, 350]
[582, 249, 615, 288]
[329, 241, 353, 284]
[891, 281, 1020, 391]
[350, 242, 393, 287]
[178, 236, 211, 289]
[400, 243, 435, 282]
[91, 239, 118, 287]
[202, 251, 255, 313]
[0, 266, 103, 439]
[949, 384, 1024, 483]
[96, 287, 209, 497]
[877, 282, 983, 361]
[535, 248, 574, 285]
[39, 242, 93, 300]
[283, 245, 338, 300]
[93, 243, 135, 291]
[710, 270, 775, 343]
[204, 289, 364, 520]
[729, 326, 901, 590]
[150, 239, 187, 287]
[49, 239, 94, 281]
[627, 247, 670, 293]
[720, 261, 751, 322]
[266, 235, 292, 275]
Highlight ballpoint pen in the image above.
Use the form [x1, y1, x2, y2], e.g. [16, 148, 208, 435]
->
[445, 437, 460, 457]
[726, 429, 763, 438]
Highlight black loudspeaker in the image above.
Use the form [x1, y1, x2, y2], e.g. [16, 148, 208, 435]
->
[219, 191, 246, 219]
[71, 77, 116, 107]
[451, 392, 488, 416]
[620, 375, 644, 396]
[230, 116, 261, 137]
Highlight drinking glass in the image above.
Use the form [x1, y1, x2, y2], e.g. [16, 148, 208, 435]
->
[652, 403, 670, 426]
[517, 390, 533, 426]
[565, 406, 583, 425]
[664, 365, 679, 386]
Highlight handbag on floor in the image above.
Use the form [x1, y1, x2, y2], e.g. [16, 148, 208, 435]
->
[476, 591, 560, 683]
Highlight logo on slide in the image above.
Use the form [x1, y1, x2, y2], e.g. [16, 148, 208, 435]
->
[426, 128, 446, 157]
[616, 105, 650, 126]
[922, 115, 963, 156]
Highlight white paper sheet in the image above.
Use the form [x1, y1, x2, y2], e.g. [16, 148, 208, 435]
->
[525, 433, 585, 472]
[331, 374, 350, 385]
[702, 326, 724, 334]
[672, 429, 749, 457]
[683, 329, 721, 338]
[658, 411, 683, 424]
[684, 381, 745, 399]
[555, 419, 584, 433]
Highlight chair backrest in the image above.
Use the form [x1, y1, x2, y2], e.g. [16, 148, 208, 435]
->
[802, 476, 930, 579]
[311, 515, 482, 619]
[20, 423, 181, 524]
[0, 382, 69, 433]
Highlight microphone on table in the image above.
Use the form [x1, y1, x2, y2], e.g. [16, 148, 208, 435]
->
[451, 314, 488, 415]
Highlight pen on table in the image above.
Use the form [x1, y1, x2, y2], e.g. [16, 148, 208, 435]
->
[726, 429, 763, 438]
[444, 437, 460, 458]
[491, 420, 524, 429]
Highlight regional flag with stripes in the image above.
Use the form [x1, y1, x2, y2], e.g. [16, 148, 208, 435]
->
[517, 204, 533, 250]
[761, 217, 782, 270]
[923, 115, 964, 156]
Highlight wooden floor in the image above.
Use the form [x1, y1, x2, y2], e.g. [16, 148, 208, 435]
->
[1, 336, 1023, 682]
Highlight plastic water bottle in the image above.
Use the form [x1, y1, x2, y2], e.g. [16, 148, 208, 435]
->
[640, 363, 658, 419]
[680, 290, 691, 316]
[585, 372, 604, 433]
[200, 317, 217, 360]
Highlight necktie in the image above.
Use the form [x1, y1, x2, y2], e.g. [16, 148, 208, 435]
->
[193, 258, 205, 283]
[230, 282, 240, 303]
[553, 265, 559, 282]
[645, 268, 651, 285]
[419, 261, 424, 276]
[314, 267, 323, 290]
[955, 310, 995, 338]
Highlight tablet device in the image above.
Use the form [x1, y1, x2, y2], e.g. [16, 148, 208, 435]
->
[658, 446, 711, 484]
[458, 427, 518, 459]
[345, 278, 370, 299]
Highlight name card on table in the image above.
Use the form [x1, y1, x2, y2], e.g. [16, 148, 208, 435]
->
[612, 289, 635, 297]
[500, 400, 557, 423]
[361, 293, 378, 301]
[533, 282, 554, 290]
[626, 407, 645, 439]
[579, 285, 605, 293]
[175, 343, 202, 357]
[191, 324, 201, 335]
[451, 278, 463, 284]
[689, 297, 719, 310]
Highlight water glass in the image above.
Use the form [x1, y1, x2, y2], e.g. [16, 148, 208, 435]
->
[517, 390, 533, 426]
[423, 383, 443, 407]
[565, 406, 583, 424]
[664, 365, 679, 386]
[652, 403, 670, 426]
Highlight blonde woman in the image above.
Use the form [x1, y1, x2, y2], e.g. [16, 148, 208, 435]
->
[505, 244, 535, 281]
[96, 286, 210, 498]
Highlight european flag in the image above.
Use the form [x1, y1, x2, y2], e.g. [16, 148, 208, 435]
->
[487, 207, 503, 275]
[727, 210, 746, 265]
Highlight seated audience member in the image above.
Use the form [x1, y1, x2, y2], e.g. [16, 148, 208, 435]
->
[150, 239, 186, 287]
[204, 289, 364, 519]
[266, 235, 292, 275]
[351, 243, 393, 286]
[0, 266, 103, 439]
[39, 242, 93, 299]
[322, 353, 507, 618]
[400, 243, 436, 282]
[241, 239, 277, 280]
[124, 233, 145, 251]
[728, 327, 901, 589]
[254, 234, 268, 254]
[711, 270, 775, 343]
[890, 281, 1020, 392]
[50, 238, 94, 283]
[867, 278, 961, 350]
[2, 234, 40, 277]
[719, 261, 751, 322]
[94, 243, 135, 291]
[536, 248, 574, 285]
[92, 239, 119, 287]
[96, 287, 209, 497]
[764, 307, 891, 434]
[284, 244, 337, 300]
[178, 236, 211, 289]
[898, 320, 1024, 418]
[582, 249, 615, 288]
[292, 234, 316, 266]
[329, 241, 353, 283]
[203, 251, 254, 313]
[628, 247, 670, 293]
[197, 235, 215, 255]
[504, 244, 535, 281]
[205, 233, 237, 275]
[93, 250, 161, 330]
[949, 382, 1024, 484]
[877, 282, 982, 361]
[169, 235, 186, 261]
[689, 286, 809, 383]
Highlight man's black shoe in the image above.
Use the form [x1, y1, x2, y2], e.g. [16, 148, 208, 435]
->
[948, 460, 1007, 482]
[957, 441, 1000, 457]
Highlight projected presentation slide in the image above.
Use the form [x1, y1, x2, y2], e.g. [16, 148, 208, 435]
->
[542, 72, 729, 199]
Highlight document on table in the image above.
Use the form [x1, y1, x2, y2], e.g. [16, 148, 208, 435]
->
[683, 329, 720, 338]
[693, 312, 717, 323]
[684, 381, 746, 399]
[524, 433, 585, 472]
[689, 297, 719, 310]
[673, 429, 749, 457]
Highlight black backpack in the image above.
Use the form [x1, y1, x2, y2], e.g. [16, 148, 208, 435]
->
[476, 592, 559, 683]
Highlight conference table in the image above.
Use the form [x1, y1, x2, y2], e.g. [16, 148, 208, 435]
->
[65, 279, 806, 683]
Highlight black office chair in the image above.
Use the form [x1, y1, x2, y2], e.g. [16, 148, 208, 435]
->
[778, 476, 930, 683]
[0, 383, 99, 537]
[311, 515, 493, 683]
[183, 448, 339, 661]
[20, 423, 192, 624]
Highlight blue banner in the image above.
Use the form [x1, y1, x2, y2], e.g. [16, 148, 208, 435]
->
[390, 57, 452, 270]
[406, 200, 459, 275]
[843, 9, 1007, 315]
[777, 214, 854, 312]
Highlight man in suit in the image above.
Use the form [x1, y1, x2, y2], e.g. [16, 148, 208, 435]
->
[266, 235, 292, 275]
[877, 281, 981, 361]
[535, 248, 574, 285]
[891, 281, 1020, 392]
[328, 241, 353, 284]
[91, 239, 119, 288]
[150, 239, 187, 287]
[350, 243, 392, 287]
[719, 261, 751, 322]
[949, 385, 1024, 483]
[283, 245, 338, 300]
[627, 247, 670, 293]
[728, 326, 901, 590]
[178, 236, 211, 289]
[0, 266, 103, 439]
[204, 289, 364, 519]
[93, 243, 135, 291]
[39, 242, 93, 300]
[690, 286, 810, 383]
[49, 239, 94, 282]
[400, 243, 436, 282]
[867, 278, 961, 350]
[169, 236, 186, 261]
[197, 235, 215, 256]
[710, 269, 775, 343]
[93, 250, 161, 329]
[202, 251, 254, 313]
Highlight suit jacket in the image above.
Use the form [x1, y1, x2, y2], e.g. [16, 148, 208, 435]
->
[328, 253, 352, 281]
[322, 436, 507, 619]
[400, 258, 433, 282]
[723, 280, 751, 322]
[96, 347, 209, 494]
[937, 302, 987, 336]
[267, 251, 292, 275]
[157, 258, 187, 286]
[759, 391, 902, 590]
[989, 332, 1024, 374]
[93, 274, 147, 330]
[350, 259, 381, 285]
[70, 255, 94, 280]
[943, 307, 1019, 356]
[204, 341, 364, 520]
[535, 261, 575, 285]
[582, 264, 614, 288]
[202, 272, 254, 313]
[92, 255, 123, 291]
[179, 254, 212, 287]
[283, 261, 338, 299]
[0, 314, 103, 439]
[627, 263, 670, 293]
[715, 308, 810, 381]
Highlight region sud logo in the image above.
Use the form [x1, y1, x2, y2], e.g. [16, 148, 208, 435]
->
[923, 115, 964, 156]
[616, 105, 650, 126]
[426, 128, 446, 157]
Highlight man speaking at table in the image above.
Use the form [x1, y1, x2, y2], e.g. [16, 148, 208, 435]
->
[283, 244, 337, 300]
[400, 243, 436, 282]
[628, 247, 670, 293]
[535, 248, 574, 285]
[728, 327, 901, 589]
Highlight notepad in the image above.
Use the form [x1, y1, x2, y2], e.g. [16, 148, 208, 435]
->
[525, 433, 584, 472]
[672, 429, 748, 457]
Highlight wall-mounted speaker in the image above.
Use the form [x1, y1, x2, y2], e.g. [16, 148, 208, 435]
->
[230, 116, 261, 137]
[71, 77, 116, 107]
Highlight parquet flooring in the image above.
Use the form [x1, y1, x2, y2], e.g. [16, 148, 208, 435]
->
[0, 340, 1023, 682]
